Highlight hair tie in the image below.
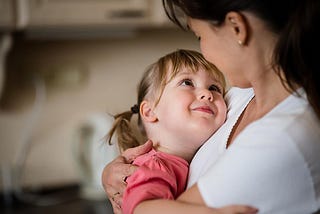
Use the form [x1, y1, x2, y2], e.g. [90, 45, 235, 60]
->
[131, 104, 139, 114]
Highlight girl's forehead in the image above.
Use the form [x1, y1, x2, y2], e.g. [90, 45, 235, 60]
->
[166, 66, 218, 85]
[173, 66, 215, 77]
[166, 66, 191, 79]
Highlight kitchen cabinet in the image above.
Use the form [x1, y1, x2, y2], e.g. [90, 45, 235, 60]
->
[27, 0, 151, 28]
[1, 0, 171, 32]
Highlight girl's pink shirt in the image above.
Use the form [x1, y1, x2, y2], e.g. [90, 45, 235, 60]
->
[122, 148, 189, 214]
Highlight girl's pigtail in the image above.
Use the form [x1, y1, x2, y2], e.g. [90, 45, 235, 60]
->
[107, 110, 140, 152]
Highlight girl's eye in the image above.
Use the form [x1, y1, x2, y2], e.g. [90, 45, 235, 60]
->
[181, 79, 194, 87]
[209, 84, 222, 94]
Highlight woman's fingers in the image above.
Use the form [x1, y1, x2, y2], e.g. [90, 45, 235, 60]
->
[108, 192, 121, 214]
[102, 156, 133, 194]
[108, 187, 122, 213]
[102, 156, 132, 212]
[122, 140, 153, 163]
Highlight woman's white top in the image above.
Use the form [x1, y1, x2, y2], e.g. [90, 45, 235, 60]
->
[189, 87, 320, 214]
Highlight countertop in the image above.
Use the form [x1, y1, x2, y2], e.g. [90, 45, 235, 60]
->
[0, 184, 114, 214]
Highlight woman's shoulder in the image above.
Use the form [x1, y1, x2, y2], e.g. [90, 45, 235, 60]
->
[236, 89, 320, 149]
[197, 90, 320, 212]
[241, 89, 319, 141]
[198, 109, 320, 212]
[232, 91, 320, 188]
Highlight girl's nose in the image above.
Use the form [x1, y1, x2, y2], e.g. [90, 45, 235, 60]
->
[199, 89, 213, 101]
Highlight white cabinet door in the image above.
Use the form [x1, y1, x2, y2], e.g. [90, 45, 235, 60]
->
[26, 0, 152, 28]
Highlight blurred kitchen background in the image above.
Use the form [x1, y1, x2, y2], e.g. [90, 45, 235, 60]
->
[0, 0, 198, 213]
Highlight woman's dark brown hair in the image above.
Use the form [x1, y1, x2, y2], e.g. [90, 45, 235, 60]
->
[163, 0, 320, 119]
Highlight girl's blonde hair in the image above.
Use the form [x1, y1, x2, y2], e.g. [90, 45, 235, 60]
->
[107, 49, 226, 152]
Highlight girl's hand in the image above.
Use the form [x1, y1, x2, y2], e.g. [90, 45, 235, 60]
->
[101, 140, 153, 214]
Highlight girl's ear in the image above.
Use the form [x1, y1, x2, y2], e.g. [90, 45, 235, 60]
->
[225, 11, 248, 45]
[140, 100, 158, 123]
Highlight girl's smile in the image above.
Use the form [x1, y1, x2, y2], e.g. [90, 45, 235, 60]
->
[192, 105, 214, 115]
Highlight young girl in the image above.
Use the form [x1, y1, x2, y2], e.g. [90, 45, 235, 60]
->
[107, 49, 257, 214]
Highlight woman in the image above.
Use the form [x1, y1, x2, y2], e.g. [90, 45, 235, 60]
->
[102, 0, 320, 213]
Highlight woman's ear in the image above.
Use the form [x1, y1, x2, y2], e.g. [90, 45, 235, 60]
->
[225, 11, 248, 46]
[140, 100, 158, 123]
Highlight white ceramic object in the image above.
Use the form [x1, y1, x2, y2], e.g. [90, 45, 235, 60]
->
[73, 113, 119, 200]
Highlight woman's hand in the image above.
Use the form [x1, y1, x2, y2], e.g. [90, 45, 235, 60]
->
[101, 140, 153, 214]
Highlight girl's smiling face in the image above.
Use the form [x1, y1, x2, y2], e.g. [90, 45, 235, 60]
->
[152, 66, 227, 149]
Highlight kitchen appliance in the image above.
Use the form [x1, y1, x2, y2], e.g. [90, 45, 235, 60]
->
[73, 113, 119, 200]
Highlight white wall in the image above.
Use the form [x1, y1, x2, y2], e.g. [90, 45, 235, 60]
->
[0, 28, 199, 189]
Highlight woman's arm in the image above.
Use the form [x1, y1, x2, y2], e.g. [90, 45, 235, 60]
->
[134, 185, 258, 214]
[177, 183, 205, 204]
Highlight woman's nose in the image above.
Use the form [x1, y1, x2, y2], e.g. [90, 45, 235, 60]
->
[199, 89, 213, 101]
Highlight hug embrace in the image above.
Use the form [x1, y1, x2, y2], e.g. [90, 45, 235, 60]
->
[102, 0, 320, 214]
